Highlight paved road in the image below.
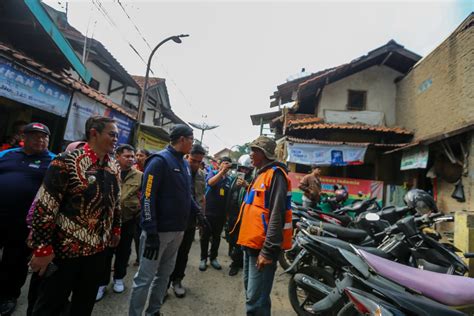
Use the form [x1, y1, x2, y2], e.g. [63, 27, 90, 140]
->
[15, 232, 295, 315]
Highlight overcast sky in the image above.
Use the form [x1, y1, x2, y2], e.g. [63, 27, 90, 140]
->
[45, 0, 472, 155]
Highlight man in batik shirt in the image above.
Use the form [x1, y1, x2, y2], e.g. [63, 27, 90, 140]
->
[29, 116, 121, 316]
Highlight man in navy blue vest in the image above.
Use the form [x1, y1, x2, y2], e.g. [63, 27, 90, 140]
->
[129, 124, 208, 316]
[0, 123, 54, 315]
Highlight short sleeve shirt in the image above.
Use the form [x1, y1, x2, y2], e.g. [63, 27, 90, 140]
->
[205, 170, 231, 217]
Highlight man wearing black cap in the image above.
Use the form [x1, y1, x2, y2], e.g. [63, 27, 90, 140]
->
[0, 122, 54, 315]
[129, 124, 208, 316]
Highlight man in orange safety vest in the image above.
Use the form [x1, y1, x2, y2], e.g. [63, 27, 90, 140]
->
[235, 136, 292, 316]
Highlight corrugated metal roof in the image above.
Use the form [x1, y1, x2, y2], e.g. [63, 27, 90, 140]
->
[0, 42, 136, 120]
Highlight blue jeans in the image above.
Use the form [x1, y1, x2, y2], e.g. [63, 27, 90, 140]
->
[243, 250, 277, 316]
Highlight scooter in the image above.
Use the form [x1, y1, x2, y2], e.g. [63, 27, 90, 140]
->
[335, 249, 474, 316]
[279, 205, 416, 270]
[286, 214, 467, 315]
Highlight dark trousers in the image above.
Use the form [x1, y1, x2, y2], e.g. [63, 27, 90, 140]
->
[27, 274, 71, 316]
[0, 218, 30, 300]
[101, 218, 136, 285]
[31, 251, 106, 316]
[200, 215, 226, 260]
[227, 216, 243, 268]
[170, 225, 196, 282]
[133, 220, 142, 263]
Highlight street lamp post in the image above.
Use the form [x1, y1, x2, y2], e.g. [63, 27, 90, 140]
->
[134, 34, 189, 145]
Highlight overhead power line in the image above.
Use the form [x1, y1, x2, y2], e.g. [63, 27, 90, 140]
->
[115, 0, 153, 51]
[90, 0, 149, 67]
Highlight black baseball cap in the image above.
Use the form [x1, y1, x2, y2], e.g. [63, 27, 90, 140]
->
[170, 124, 193, 141]
[23, 122, 50, 136]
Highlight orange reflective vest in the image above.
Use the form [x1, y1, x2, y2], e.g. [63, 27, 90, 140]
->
[236, 166, 293, 250]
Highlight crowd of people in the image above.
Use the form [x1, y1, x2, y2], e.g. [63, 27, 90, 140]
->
[0, 115, 293, 316]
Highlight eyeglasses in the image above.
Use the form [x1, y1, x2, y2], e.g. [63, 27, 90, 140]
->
[107, 132, 119, 139]
[189, 158, 203, 164]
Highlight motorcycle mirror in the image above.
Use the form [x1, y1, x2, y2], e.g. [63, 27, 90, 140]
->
[365, 213, 380, 221]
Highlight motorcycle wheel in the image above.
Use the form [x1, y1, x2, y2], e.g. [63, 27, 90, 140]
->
[278, 249, 297, 270]
[288, 266, 336, 316]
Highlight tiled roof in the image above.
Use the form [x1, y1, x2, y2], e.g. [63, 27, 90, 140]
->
[286, 115, 324, 126]
[287, 137, 409, 148]
[288, 122, 412, 135]
[132, 75, 165, 90]
[0, 42, 136, 120]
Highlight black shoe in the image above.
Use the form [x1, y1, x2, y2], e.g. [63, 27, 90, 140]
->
[0, 298, 17, 316]
[229, 266, 239, 276]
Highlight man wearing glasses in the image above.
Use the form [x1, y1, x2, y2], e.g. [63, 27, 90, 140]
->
[28, 116, 121, 316]
[129, 124, 208, 316]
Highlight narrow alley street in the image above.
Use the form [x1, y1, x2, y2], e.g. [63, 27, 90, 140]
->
[14, 233, 295, 315]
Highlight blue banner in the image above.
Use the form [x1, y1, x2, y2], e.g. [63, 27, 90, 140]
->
[0, 57, 72, 117]
[105, 109, 134, 144]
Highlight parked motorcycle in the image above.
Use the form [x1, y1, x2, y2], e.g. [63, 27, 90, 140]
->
[286, 213, 467, 315]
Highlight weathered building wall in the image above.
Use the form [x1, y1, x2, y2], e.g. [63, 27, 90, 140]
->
[317, 66, 402, 126]
[395, 22, 474, 139]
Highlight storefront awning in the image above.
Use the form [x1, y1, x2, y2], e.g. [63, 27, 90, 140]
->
[24, 0, 91, 83]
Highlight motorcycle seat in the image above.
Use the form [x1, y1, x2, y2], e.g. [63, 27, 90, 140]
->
[358, 249, 474, 306]
[320, 223, 368, 243]
[307, 210, 352, 226]
[316, 237, 392, 260]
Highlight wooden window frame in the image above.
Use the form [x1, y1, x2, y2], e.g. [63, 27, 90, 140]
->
[347, 90, 367, 111]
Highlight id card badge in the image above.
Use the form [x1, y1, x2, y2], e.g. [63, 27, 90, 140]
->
[220, 188, 225, 196]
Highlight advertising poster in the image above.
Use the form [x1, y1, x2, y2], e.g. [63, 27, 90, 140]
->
[64, 93, 135, 144]
[137, 130, 168, 152]
[288, 172, 384, 207]
[287, 142, 367, 166]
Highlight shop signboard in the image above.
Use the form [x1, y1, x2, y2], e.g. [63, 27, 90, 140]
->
[287, 142, 367, 166]
[137, 129, 168, 152]
[64, 93, 135, 144]
[288, 172, 384, 208]
[400, 146, 429, 170]
[0, 57, 71, 117]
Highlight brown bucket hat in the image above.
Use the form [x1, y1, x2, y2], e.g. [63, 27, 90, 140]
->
[250, 136, 276, 160]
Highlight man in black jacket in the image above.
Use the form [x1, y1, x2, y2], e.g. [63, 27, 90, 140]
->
[129, 125, 207, 316]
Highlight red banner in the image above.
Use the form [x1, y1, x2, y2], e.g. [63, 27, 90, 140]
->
[288, 172, 384, 203]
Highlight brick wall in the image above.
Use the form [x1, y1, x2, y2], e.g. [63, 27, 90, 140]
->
[396, 20, 473, 138]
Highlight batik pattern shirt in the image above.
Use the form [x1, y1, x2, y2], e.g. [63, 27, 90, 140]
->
[31, 144, 121, 258]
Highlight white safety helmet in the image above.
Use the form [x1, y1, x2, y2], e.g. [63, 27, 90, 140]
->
[238, 154, 252, 169]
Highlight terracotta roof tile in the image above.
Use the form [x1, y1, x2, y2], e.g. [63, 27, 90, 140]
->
[132, 75, 165, 90]
[0, 41, 136, 120]
[287, 116, 324, 126]
[289, 122, 412, 135]
[287, 137, 408, 147]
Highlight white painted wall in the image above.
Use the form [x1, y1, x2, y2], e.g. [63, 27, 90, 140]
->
[108, 79, 125, 105]
[85, 61, 110, 95]
[317, 65, 402, 126]
[125, 87, 139, 109]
